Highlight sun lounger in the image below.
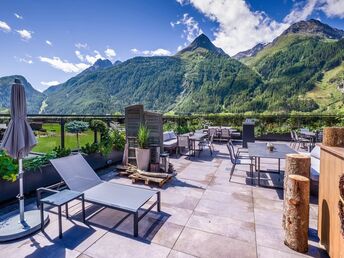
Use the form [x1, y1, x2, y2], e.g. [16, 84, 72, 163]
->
[48, 154, 161, 237]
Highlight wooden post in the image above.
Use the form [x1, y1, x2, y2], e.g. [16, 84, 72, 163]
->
[323, 127, 344, 147]
[283, 154, 310, 230]
[60, 118, 65, 149]
[284, 174, 310, 253]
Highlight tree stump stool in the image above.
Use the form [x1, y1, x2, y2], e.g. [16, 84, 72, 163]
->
[323, 127, 344, 147]
[283, 174, 310, 253]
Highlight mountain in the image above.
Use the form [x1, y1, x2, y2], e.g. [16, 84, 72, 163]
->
[242, 19, 344, 112]
[0, 75, 44, 113]
[233, 43, 268, 60]
[280, 19, 344, 39]
[1, 20, 344, 115]
[42, 34, 264, 114]
[44, 58, 113, 96]
[177, 33, 227, 56]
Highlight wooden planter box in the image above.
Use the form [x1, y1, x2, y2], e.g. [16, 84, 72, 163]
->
[0, 150, 123, 204]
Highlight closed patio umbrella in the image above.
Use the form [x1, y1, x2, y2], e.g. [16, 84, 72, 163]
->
[0, 79, 47, 242]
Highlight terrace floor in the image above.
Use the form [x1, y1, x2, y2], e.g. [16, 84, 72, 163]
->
[0, 142, 328, 258]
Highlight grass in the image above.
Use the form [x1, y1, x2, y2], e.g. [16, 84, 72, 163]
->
[306, 62, 344, 112]
[32, 123, 95, 153]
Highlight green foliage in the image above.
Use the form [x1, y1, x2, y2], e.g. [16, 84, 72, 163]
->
[23, 151, 58, 171]
[81, 143, 100, 155]
[0, 150, 18, 182]
[52, 146, 71, 158]
[65, 121, 89, 134]
[110, 129, 126, 151]
[89, 120, 107, 135]
[66, 121, 89, 150]
[137, 124, 150, 149]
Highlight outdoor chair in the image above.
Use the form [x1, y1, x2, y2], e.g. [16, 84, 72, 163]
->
[177, 135, 191, 158]
[45, 154, 161, 237]
[228, 140, 249, 159]
[294, 130, 311, 150]
[227, 142, 253, 183]
[220, 128, 230, 142]
[199, 132, 215, 156]
[290, 130, 297, 148]
[208, 128, 217, 141]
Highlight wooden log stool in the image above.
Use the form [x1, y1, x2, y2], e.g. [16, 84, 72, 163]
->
[283, 154, 310, 230]
[323, 127, 344, 147]
[283, 174, 310, 253]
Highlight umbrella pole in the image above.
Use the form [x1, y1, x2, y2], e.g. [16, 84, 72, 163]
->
[18, 159, 25, 223]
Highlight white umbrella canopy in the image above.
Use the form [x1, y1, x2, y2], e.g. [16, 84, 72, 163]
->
[0, 79, 36, 222]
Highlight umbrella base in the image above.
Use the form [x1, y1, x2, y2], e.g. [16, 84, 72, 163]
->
[0, 210, 49, 242]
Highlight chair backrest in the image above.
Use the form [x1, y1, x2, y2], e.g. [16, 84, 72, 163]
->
[208, 128, 216, 137]
[177, 135, 190, 148]
[221, 129, 230, 138]
[226, 142, 236, 164]
[293, 130, 299, 141]
[50, 154, 103, 192]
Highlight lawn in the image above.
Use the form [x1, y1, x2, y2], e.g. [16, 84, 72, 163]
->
[32, 123, 95, 153]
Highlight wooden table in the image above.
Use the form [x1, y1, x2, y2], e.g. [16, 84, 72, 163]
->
[247, 143, 298, 188]
[183, 132, 207, 156]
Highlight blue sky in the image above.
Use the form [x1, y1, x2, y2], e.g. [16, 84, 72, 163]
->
[0, 0, 343, 92]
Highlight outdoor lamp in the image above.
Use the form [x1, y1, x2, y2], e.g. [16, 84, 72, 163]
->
[160, 153, 169, 173]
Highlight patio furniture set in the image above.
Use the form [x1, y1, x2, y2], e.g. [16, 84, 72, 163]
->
[290, 128, 323, 151]
[37, 154, 161, 238]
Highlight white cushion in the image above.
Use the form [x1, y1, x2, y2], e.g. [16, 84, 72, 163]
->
[311, 146, 320, 160]
[310, 157, 320, 181]
[163, 132, 171, 141]
[169, 131, 177, 139]
[163, 139, 177, 148]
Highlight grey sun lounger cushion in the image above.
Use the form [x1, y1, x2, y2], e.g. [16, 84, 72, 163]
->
[50, 154, 158, 212]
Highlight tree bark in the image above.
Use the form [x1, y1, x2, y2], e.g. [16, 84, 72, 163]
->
[283, 154, 310, 230]
[323, 127, 344, 147]
[283, 174, 310, 253]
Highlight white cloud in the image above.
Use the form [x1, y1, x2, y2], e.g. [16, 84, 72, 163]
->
[176, 0, 289, 56]
[171, 13, 203, 43]
[46, 40, 52, 46]
[16, 29, 33, 40]
[320, 0, 344, 18]
[14, 13, 23, 19]
[0, 21, 11, 32]
[41, 81, 60, 87]
[19, 57, 33, 64]
[104, 48, 116, 60]
[75, 42, 88, 49]
[38, 56, 90, 73]
[131, 48, 172, 56]
[284, 0, 318, 23]
[75, 50, 84, 61]
[85, 50, 104, 64]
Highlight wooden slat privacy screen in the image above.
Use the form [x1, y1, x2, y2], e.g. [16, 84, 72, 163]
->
[125, 104, 163, 150]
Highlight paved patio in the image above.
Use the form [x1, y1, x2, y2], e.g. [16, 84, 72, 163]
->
[0, 142, 328, 258]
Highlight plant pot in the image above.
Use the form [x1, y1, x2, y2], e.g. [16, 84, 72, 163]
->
[136, 148, 150, 171]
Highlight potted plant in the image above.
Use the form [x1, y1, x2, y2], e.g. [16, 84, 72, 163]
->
[136, 124, 150, 171]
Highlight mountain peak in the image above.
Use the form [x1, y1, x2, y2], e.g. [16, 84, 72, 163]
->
[177, 34, 227, 56]
[281, 19, 344, 39]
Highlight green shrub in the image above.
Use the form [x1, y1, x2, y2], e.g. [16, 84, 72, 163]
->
[53, 146, 71, 158]
[111, 129, 126, 151]
[23, 151, 58, 171]
[81, 143, 100, 155]
[137, 124, 150, 149]
[0, 150, 18, 182]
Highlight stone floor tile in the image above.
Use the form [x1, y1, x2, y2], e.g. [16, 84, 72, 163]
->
[84, 231, 171, 258]
[174, 227, 256, 258]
